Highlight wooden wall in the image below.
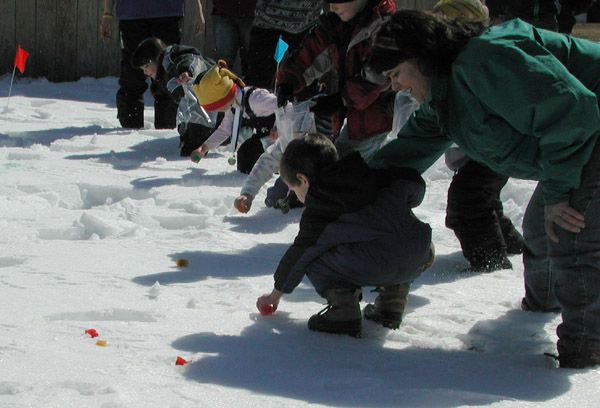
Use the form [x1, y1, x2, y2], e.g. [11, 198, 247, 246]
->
[0, 0, 437, 82]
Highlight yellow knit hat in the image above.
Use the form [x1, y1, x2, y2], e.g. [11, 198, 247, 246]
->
[193, 60, 242, 112]
[433, 0, 489, 22]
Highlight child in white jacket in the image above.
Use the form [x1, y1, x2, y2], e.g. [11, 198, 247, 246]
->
[191, 60, 277, 174]
[233, 101, 314, 213]
[192, 61, 313, 213]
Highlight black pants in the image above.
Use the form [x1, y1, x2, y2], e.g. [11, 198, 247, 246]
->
[117, 17, 181, 129]
[244, 26, 308, 90]
[446, 160, 514, 263]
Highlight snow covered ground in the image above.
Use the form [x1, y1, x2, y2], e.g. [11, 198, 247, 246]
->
[0, 77, 598, 407]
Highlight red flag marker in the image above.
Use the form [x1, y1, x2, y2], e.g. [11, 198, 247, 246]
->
[14, 46, 29, 74]
[175, 356, 188, 366]
[85, 328, 99, 338]
[259, 304, 275, 316]
[5, 45, 30, 110]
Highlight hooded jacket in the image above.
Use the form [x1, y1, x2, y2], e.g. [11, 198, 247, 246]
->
[274, 152, 431, 293]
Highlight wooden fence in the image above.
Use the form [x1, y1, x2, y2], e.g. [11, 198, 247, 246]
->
[0, 0, 437, 82]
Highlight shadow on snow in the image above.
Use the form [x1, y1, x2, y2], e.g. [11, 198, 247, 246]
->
[172, 310, 569, 408]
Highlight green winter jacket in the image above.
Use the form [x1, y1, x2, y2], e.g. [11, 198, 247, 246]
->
[374, 18, 600, 205]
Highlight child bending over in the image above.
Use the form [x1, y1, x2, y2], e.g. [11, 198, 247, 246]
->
[256, 134, 434, 337]
[131, 37, 214, 156]
[190, 61, 276, 174]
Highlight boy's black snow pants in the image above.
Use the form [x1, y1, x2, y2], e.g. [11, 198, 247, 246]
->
[117, 17, 181, 129]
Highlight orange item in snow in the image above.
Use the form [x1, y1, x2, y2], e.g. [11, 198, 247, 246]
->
[176, 258, 189, 267]
[96, 340, 107, 347]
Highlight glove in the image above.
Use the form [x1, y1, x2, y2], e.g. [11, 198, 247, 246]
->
[309, 93, 343, 116]
[265, 177, 289, 208]
[276, 83, 294, 108]
[234, 194, 253, 213]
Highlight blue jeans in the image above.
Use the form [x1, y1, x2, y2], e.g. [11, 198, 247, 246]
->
[211, 15, 253, 76]
[523, 139, 600, 350]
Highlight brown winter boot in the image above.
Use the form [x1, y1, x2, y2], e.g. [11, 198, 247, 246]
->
[363, 283, 411, 330]
[308, 289, 362, 337]
[558, 339, 600, 368]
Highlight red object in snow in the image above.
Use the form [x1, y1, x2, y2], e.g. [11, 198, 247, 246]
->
[14, 46, 29, 74]
[259, 304, 275, 315]
[175, 356, 188, 366]
[85, 329, 99, 338]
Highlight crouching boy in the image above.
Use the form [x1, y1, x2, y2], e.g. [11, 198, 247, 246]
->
[256, 134, 434, 337]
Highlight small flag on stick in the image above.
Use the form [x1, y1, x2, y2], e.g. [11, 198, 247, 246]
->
[273, 36, 288, 63]
[273, 36, 289, 90]
[14, 45, 29, 74]
[4, 45, 30, 113]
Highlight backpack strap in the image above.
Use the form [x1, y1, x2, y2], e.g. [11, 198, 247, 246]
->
[243, 87, 258, 121]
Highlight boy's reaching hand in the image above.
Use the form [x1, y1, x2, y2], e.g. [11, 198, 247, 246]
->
[234, 194, 254, 213]
[190, 144, 210, 163]
[256, 289, 283, 313]
[177, 72, 191, 84]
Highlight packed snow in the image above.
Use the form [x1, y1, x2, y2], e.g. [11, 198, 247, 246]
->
[0, 77, 598, 407]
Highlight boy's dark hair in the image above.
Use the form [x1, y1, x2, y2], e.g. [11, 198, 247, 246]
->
[131, 37, 167, 68]
[368, 10, 486, 76]
[280, 133, 338, 186]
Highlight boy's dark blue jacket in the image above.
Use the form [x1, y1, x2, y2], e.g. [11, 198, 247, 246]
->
[274, 152, 431, 293]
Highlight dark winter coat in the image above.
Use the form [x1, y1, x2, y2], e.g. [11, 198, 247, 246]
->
[274, 152, 431, 293]
[276, 0, 395, 140]
[156, 44, 213, 101]
[154, 45, 215, 132]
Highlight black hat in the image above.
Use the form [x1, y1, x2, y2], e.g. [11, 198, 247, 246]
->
[131, 37, 166, 68]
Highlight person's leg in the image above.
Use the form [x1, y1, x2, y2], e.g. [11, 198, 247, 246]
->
[236, 16, 255, 78]
[212, 15, 240, 68]
[554, 142, 600, 368]
[495, 196, 525, 255]
[236, 136, 264, 174]
[178, 122, 212, 157]
[244, 26, 280, 89]
[522, 185, 561, 312]
[117, 19, 151, 128]
[149, 17, 182, 129]
[446, 160, 512, 271]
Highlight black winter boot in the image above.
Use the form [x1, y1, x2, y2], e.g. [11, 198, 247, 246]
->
[499, 216, 525, 255]
[467, 247, 512, 272]
[308, 289, 362, 337]
[363, 283, 411, 330]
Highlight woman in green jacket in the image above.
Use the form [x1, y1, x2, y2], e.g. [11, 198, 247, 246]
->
[367, 10, 600, 368]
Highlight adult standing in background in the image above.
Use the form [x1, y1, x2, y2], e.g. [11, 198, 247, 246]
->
[211, 0, 257, 77]
[100, 0, 205, 129]
[244, 0, 323, 89]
